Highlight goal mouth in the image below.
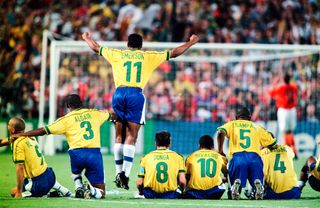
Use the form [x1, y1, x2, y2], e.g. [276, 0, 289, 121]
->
[41, 39, 319, 155]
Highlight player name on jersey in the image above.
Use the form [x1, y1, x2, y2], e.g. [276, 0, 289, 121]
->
[153, 155, 169, 160]
[193, 152, 219, 159]
[74, 113, 92, 122]
[121, 52, 144, 60]
[233, 122, 257, 129]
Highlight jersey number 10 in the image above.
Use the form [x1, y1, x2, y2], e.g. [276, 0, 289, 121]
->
[124, 61, 142, 83]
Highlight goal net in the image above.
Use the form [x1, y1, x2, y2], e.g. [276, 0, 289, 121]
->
[42, 40, 320, 156]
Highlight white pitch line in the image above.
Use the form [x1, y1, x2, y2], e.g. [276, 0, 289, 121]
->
[68, 198, 310, 208]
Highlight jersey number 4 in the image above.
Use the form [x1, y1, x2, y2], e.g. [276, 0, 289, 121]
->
[124, 61, 142, 83]
[274, 153, 287, 173]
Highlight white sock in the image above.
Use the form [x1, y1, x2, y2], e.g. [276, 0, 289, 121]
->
[53, 181, 70, 195]
[114, 143, 124, 175]
[123, 144, 135, 177]
[89, 184, 103, 199]
[298, 180, 305, 188]
[71, 174, 83, 190]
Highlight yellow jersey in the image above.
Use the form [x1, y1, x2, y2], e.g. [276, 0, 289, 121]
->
[186, 149, 226, 190]
[138, 148, 185, 193]
[12, 136, 47, 179]
[217, 120, 276, 157]
[45, 108, 110, 149]
[261, 145, 298, 193]
[100, 47, 169, 89]
[311, 155, 320, 180]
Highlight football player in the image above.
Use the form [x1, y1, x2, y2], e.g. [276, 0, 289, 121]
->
[261, 144, 301, 199]
[83, 31, 198, 190]
[216, 107, 277, 200]
[185, 135, 227, 199]
[11, 94, 114, 199]
[136, 131, 186, 198]
[8, 117, 71, 198]
[298, 155, 320, 192]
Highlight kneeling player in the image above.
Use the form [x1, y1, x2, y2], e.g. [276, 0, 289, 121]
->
[8, 117, 71, 198]
[185, 135, 227, 199]
[136, 131, 186, 199]
[298, 155, 320, 192]
[261, 144, 301, 199]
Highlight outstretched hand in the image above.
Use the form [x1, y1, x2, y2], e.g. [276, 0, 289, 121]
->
[82, 32, 91, 41]
[189, 34, 199, 44]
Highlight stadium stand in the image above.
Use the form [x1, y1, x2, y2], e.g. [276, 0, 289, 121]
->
[0, 0, 319, 123]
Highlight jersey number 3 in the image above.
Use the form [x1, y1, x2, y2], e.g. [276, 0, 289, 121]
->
[80, 121, 94, 140]
[124, 61, 142, 83]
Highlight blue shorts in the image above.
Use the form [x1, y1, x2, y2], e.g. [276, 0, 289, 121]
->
[23, 167, 55, 197]
[112, 87, 146, 124]
[143, 188, 181, 199]
[185, 185, 225, 199]
[264, 187, 301, 199]
[68, 148, 104, 185]
[228, 152, 264, 188]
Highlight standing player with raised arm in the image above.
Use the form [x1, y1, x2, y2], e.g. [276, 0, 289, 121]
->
[216, 107, 277, 200]
[12, 94, 114, 199]
[269, 73, 298, 158]
[82, 31, 198, 189]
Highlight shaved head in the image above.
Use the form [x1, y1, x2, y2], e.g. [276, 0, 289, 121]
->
[8, 117, 25, 133]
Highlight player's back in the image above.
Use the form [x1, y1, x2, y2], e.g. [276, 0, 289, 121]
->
[218, 120, 276, 156]
[100, 47, 169, 89]
[12, 136, 47, 178]
[139, 149, 184, 193]
[261, 145, 298, 193]
[45, 108, 110, 149]
[186, 149, 225, 190]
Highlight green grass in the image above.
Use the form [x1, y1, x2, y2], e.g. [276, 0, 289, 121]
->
[0, 154, 319, 208]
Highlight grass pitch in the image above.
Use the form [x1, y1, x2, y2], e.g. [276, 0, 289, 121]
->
[0, 154, 319, 208]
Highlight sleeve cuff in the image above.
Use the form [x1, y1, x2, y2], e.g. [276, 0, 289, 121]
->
[138, 175, 144, 178]
[166, 50, 170, 61]
[99, 47, 103, 56]
[179, 169, 186, 173]
[44, 125, 51, 134]
[217, 128, 227, 135]
[14, 160, 24, 164]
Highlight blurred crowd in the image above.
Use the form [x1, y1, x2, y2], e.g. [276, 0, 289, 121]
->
[0, 0, 319, 122]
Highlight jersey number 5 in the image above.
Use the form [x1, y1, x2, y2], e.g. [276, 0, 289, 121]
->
[124, 61, 142, 83]
[80, 121, 94, 140]
[240, 129, 251, 149]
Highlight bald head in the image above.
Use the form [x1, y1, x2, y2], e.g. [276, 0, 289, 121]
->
[8, 117, 25, 134]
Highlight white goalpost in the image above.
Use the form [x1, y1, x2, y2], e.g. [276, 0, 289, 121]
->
[40, 33, 320, 155]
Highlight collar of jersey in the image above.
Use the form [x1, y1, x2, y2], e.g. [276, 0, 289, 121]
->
[157, 148, 168, 150]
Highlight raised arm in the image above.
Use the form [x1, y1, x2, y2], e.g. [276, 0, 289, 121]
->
[82, 32, 101, 53]
[170, 35, 199, 58]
